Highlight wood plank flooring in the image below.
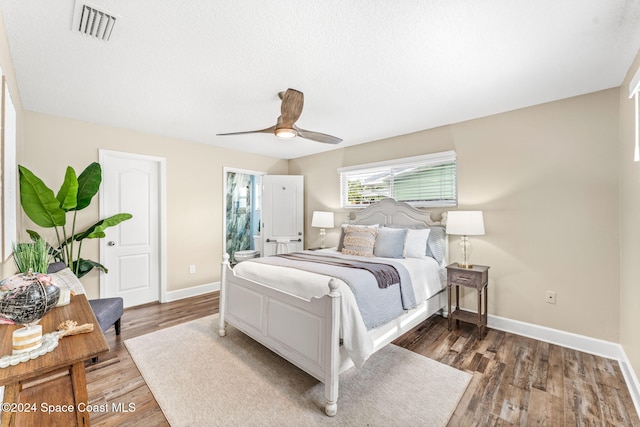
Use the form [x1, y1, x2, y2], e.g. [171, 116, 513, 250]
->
[84, 293, 639, 426]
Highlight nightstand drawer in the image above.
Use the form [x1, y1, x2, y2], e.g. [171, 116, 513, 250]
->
[448, 269, 486, 288]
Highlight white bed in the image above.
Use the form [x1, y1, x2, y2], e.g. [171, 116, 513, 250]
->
[218, 198, 448, 416]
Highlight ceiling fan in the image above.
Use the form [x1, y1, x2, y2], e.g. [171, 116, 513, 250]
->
[217, 88, 342, 145]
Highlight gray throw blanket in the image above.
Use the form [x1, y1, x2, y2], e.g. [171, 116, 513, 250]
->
[276, 253, 400, 288]
[246, 251, 416, 330]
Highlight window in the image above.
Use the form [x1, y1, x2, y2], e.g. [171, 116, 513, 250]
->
[630, 67, 640, 162]
[338, 151, 457, 208]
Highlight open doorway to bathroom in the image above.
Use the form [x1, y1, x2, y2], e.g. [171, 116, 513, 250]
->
[223, 167, 265, 265]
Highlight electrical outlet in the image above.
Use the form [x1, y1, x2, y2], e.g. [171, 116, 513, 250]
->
[189, 265, 196, 274]
[546, 291, 556, 304]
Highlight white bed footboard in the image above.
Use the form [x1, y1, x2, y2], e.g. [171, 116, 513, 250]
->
[218, 254, 341, 416]
[217, 198, 448, 416]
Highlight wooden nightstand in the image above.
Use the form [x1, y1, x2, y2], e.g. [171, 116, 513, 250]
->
[447, 263, 490, 339]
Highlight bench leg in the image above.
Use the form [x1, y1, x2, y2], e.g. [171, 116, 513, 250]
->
[115, 318, 121, 335]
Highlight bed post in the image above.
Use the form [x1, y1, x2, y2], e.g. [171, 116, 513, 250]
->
[218, 254, 230, 337]
[324, 278, 341, 417]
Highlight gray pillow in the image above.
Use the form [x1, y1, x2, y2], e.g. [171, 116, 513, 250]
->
[374, 227, 407, 258]
[426, 226, 446, 264]
[385, 224, 446, 264]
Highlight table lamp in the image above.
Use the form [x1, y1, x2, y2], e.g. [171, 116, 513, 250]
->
[446, 211, 485, 268]
[311, 211, 334, 248]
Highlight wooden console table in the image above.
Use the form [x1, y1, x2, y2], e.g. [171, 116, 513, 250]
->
[0, 295, 109, 427]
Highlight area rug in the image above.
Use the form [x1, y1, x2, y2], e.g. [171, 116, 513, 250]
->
[125, 315, 471, 427]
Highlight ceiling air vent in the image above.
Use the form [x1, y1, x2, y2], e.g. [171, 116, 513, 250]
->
[72, 1, 117, 41]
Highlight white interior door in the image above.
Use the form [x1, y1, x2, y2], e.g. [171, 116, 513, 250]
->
[100, 150, 165, 307]
[262, 175, 304, 256]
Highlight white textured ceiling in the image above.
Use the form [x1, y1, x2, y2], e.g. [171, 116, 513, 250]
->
[1, 1, 640, 159]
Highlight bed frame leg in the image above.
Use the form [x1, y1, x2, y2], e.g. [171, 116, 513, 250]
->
[325, 401, 338, 417]
[218, 254, 230, 337]
[324, 278, 341, 416]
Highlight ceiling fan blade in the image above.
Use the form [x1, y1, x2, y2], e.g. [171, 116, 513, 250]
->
[277, 88, 304, 127]
[296, 127, 342, 144]
[217, 125, 276, 137]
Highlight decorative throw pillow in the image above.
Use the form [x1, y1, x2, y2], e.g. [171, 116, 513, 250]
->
[341, 226, 378, 257]
[403, 228, 431, 258]
[48, 267, 86, 296]
[425, 226, 446, 264]
[337, 223, 379, 251]
[374, 227, 407, 258]
[385, 224, 446, 264]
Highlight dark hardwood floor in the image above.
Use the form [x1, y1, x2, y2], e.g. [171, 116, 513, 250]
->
[86, 293, 639, 426]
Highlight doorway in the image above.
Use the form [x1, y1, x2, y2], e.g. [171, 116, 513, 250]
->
[99, 150, 166, 307]
[223, 168, 265, 264]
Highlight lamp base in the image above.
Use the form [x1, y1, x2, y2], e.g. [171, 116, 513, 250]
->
[457, 236, 473, 269]
[319, 228, 326, 249]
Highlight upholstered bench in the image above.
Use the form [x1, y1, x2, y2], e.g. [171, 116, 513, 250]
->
[88, 297, 123, 335]
[88, 298, 123, 335]
[47, 262, 124, 336]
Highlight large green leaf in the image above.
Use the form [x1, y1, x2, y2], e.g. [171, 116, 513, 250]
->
[74, 213, 133, 241]
[74, 162, 102, 211]
[56, 166, 79, 211]
[26, 229, 42, 241]
[19, 165, 66, 228]
[72, 258, 108, 278]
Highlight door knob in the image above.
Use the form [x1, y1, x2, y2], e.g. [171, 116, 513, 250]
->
[107, 241, 116, 246]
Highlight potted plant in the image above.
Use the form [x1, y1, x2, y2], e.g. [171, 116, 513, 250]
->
[18, 162, 132, 278]
[12, 237, 50, 274]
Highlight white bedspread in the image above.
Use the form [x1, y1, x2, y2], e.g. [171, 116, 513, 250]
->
[233, 249, 444, 367]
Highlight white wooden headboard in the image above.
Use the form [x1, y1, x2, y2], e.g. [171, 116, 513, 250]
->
[349, 198, 449, 266]
[350, 198, 445, 227]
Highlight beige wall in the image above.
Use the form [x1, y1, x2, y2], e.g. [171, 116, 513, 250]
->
[619, 49, 640, 377]
[292, 89, 621, 342]
[20, 112, 288, 298]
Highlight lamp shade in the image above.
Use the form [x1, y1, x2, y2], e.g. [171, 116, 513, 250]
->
[311, 211, 334, 228]
[446, 211, 485, 235]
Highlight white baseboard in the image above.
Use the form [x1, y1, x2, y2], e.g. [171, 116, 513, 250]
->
[162, 281, 220, 303]
[619, 349, 640, 420]
[488, 314, 622, 360]
[487, 313, 640, 418]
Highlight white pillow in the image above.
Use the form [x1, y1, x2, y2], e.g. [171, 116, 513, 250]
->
[48, 267, 86, 296]
[403, 228, 431, 258]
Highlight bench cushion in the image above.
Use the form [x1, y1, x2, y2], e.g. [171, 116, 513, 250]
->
[89, 298, 124, 332]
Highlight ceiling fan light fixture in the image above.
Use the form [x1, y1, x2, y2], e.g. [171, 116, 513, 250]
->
[275, 127, 297, 139]
[217, 88, 342, 144]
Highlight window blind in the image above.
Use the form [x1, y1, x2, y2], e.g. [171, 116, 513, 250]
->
[338, 151, 457, 208]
